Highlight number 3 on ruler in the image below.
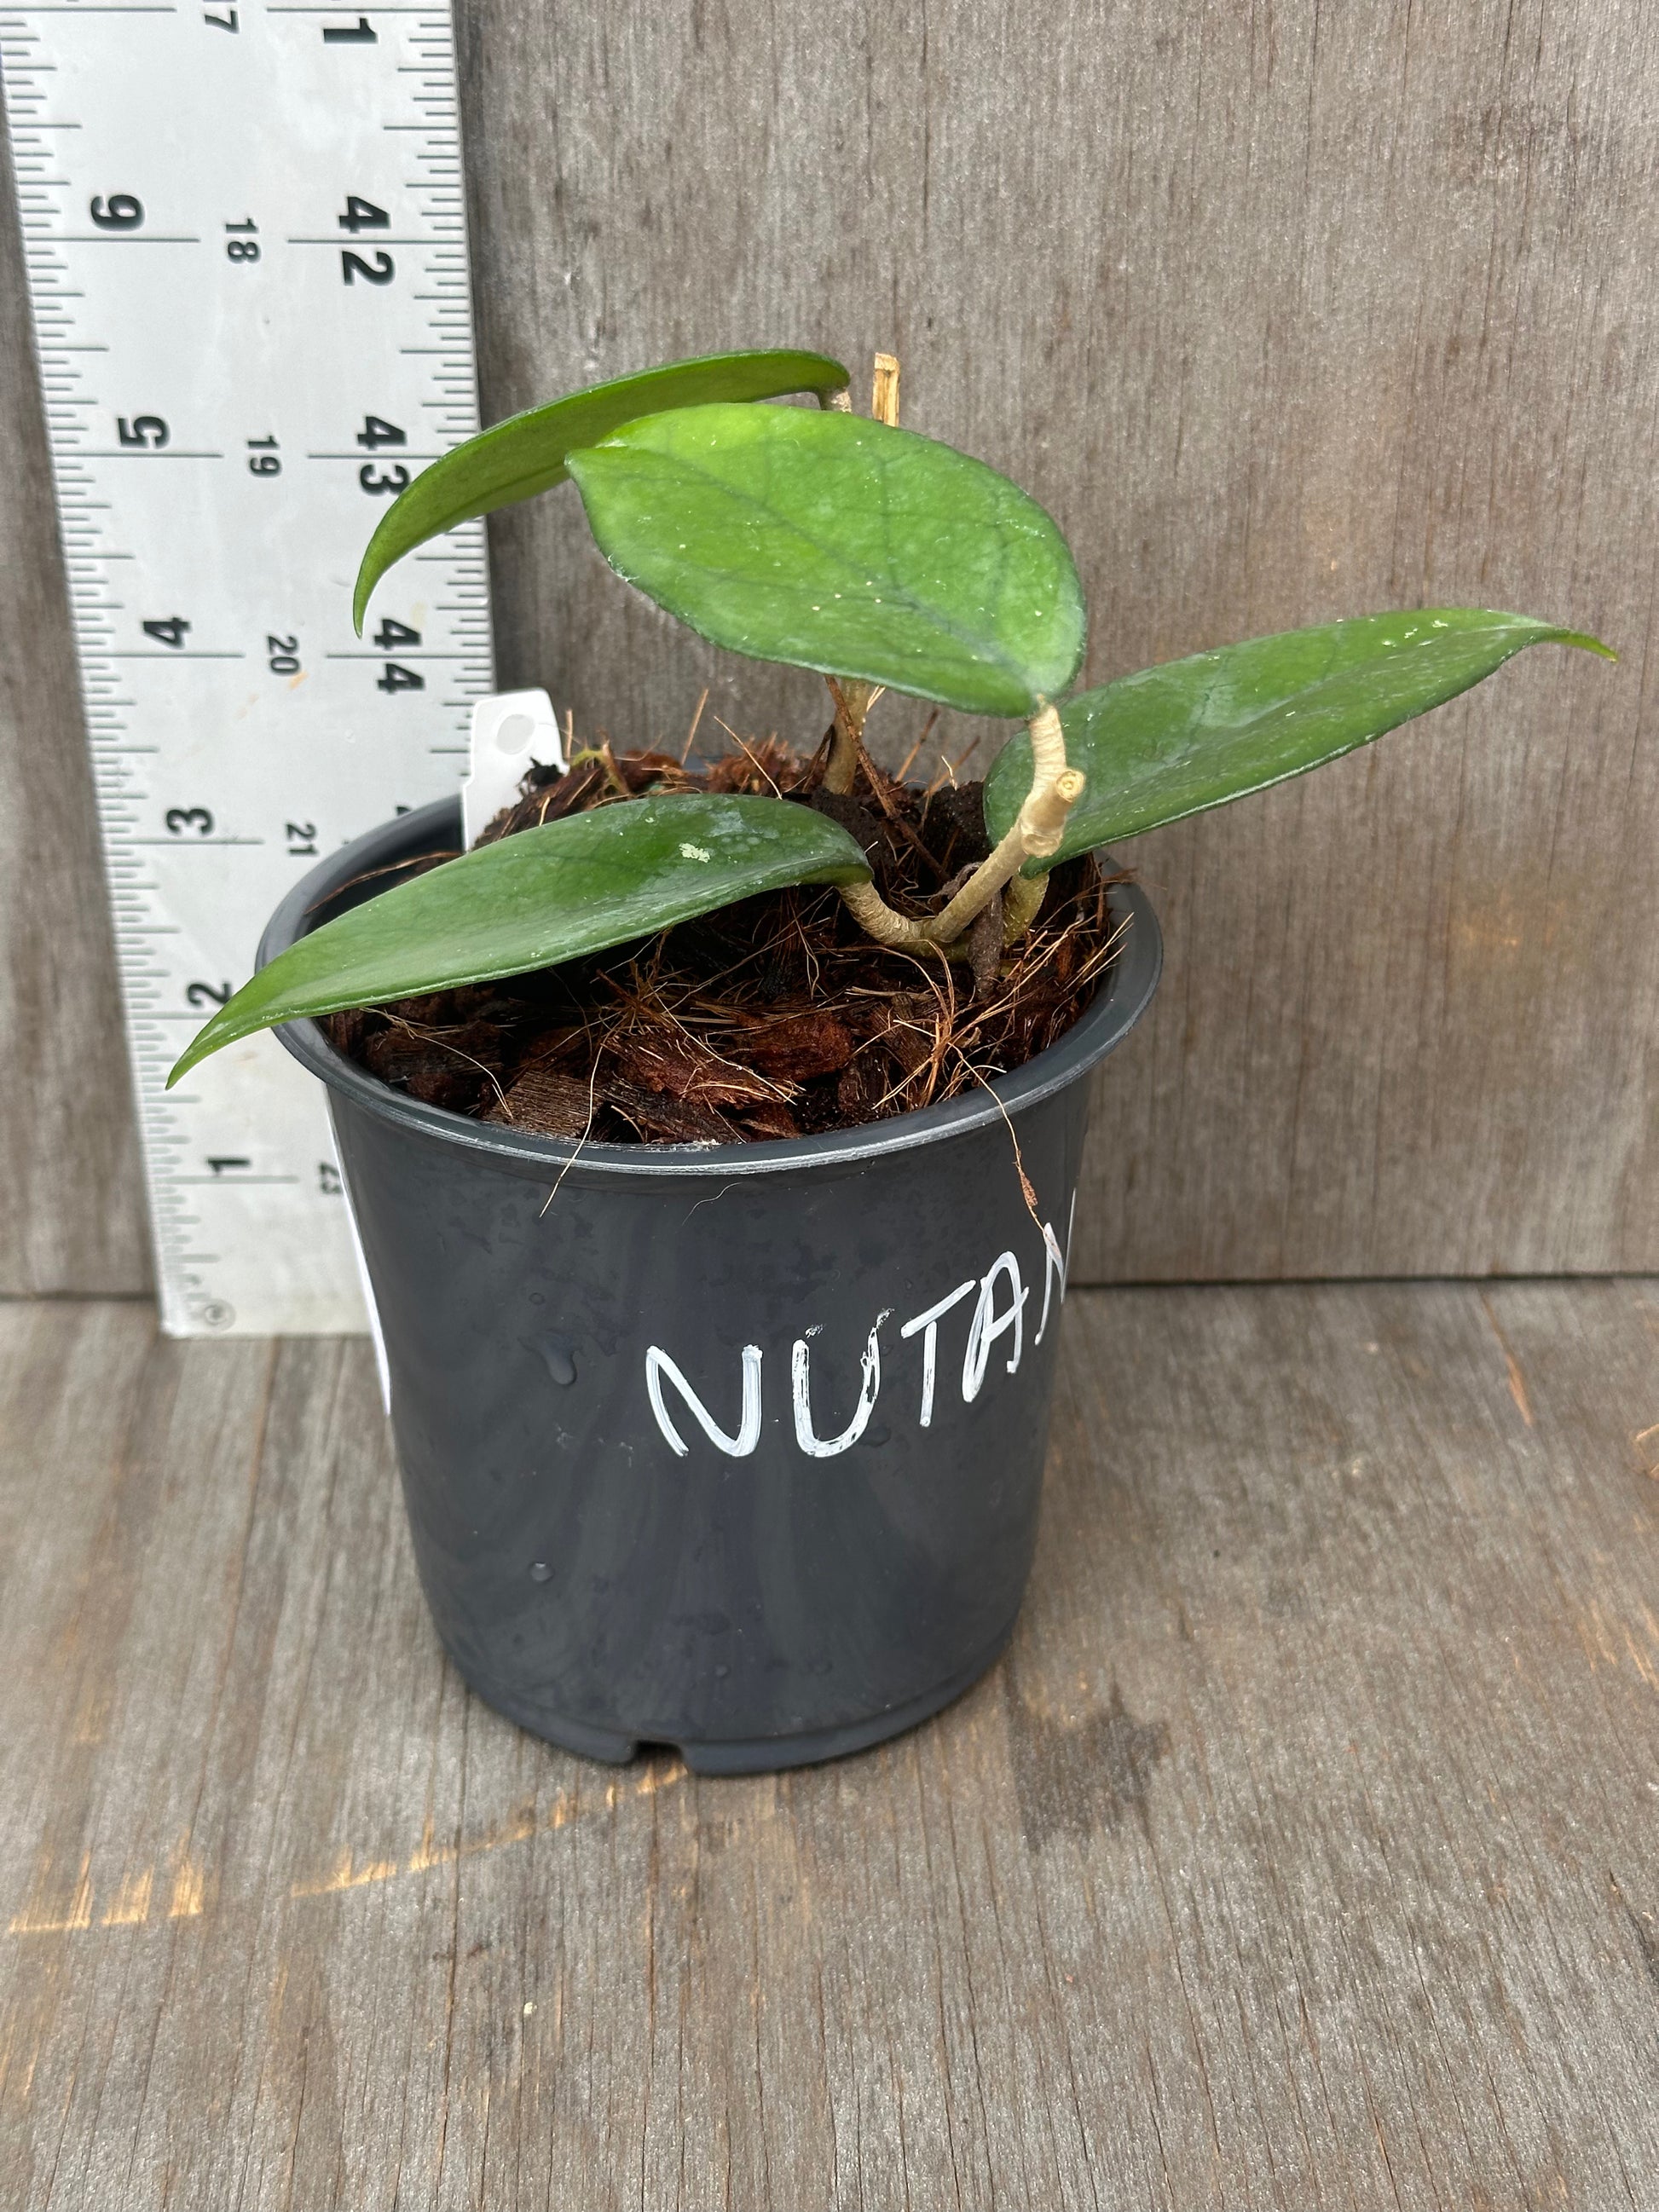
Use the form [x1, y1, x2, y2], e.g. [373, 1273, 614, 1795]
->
[8, 0, 493, 1331]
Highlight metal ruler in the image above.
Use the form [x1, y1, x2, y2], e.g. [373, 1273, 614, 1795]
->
[2, 0, 493, 1333]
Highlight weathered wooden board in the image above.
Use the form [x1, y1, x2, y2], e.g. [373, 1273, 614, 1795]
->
[3, 1, 1656, 1286]
[0, 120, 150, 1297]
[2, 1281, 1656, 2206]
[454, 0, 1659, 1282]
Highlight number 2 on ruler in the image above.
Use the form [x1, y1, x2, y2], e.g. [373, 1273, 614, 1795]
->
[7, 0, 493, 1330]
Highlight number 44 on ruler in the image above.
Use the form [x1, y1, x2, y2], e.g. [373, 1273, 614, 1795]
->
[3, 0, 496, 1331]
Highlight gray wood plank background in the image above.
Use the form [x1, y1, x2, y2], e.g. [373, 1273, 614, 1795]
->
[3, 0, 1655, 1293]
[0, 121, 149, 1296]
[3, 1280, 1657, 2205]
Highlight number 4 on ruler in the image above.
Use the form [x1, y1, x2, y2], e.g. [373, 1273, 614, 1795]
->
[9, 0, 494, 1331]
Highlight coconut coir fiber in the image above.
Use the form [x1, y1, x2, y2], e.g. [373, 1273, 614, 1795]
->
[323, 730, 1125, 1146]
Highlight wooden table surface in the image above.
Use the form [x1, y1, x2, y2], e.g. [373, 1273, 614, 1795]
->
[2, 1281, 1656, 2209]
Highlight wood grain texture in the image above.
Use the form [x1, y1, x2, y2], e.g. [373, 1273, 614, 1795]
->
[3, 1, 1656, 1285]
[455, 0, 1658, 1279]
[2, 1280, 1657, 2206]
[0, 114, 150, 1295]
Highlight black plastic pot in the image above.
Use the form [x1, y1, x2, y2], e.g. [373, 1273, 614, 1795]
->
[263, 798, 1161, 1774]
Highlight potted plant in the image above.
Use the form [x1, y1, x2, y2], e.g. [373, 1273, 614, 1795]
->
[172, 348, 1609, 1774]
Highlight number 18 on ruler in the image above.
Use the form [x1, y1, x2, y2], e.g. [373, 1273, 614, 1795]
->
[3, 0, 494, 1331]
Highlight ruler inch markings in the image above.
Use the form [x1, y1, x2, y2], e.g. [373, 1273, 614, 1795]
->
[6, 0, 493, 1336]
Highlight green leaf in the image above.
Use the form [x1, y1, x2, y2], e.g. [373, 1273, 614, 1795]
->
[984, 609, 1615, 872]
[353, 349, 850, 632]
[168, 794, 870, 1085]
[567, 405, 1085, 719]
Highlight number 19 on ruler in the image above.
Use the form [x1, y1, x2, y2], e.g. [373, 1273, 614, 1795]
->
[3, 0, 494, 1331]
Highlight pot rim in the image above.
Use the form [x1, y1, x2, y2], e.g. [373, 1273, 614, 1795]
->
[263, 795, 1162, 1183]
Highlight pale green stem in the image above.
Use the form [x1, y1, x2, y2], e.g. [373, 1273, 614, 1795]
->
[1000, 869, 1049, 944]
[836, 704, 1084, 952]
[820, 355, 899, 794]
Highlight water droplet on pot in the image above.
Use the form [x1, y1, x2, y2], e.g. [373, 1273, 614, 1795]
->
[529, 1560, 552, 1583]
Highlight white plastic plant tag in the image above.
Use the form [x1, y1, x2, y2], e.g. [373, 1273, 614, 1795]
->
[462, 690, 568, 847]
[325, 1110, 392, 1415]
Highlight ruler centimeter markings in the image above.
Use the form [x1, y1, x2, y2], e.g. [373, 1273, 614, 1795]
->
[3, 0, 493, 1333]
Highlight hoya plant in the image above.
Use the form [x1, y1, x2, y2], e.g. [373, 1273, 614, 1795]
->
[171, 346, 1609, 1086]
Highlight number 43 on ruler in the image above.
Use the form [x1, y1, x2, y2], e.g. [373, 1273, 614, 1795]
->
[4, 0, 494, 1331]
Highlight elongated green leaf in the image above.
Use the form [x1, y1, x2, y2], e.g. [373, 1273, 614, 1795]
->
[568, 405, 1085, 719]
[169, 794, 870, 1084]
[353, 349, 850, 632]
[985, 609, 1614, 872]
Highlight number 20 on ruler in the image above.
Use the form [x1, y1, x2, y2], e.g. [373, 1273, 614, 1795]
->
[108, 174, 430, 699]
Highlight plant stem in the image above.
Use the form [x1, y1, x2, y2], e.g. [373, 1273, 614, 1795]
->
[836, 703, 1084, 953]
[838, 878, 939, 950]
[823, 676, 873, 796]
[822, 352, 903, 794]
[1000, 869, 1048, 942]
[819, 349, 1081, 954]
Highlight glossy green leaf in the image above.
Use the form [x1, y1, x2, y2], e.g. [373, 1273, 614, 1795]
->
[567, 405, 1085, 718]
[985, 609, 1614, 872]
[352, 349, 850, 632]
[168, 794, 870, 1084]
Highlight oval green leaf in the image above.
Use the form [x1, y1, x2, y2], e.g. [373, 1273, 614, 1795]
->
[985, 609, 1615, 872]
[352, 349, 851, 632]
[567, 405, 1085, 719]
[168, 793, 871, 1084]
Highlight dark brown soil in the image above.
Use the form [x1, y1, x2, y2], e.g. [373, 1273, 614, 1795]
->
[323, 727, 1125, 1146]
